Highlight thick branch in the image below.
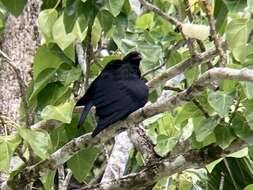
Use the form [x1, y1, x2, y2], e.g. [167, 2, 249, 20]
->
[101, 131, 133, 182]
[129, 125, 158, 164]
[77, 136, 251, 190]
[7, 67, 253, 188]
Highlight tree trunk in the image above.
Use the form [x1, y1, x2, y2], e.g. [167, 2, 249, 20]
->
[0, 0, 40, 123]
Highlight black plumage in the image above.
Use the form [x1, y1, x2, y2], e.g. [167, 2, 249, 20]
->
[76, 51, 149, 137]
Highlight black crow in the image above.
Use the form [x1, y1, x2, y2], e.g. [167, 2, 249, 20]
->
[76, 51, 149, 137]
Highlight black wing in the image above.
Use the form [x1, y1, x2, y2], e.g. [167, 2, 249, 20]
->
[91, 76, 148, 137]
[75, 59, 123, 106]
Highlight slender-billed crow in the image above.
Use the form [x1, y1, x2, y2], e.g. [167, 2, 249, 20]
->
[76, 51, 149, 137]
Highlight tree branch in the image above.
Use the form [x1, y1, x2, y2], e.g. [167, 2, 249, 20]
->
[7, 67, 253, 188]
[101, 131, 133, 182]
[76, 136, 252, 190]
[202, 0, 227, 66]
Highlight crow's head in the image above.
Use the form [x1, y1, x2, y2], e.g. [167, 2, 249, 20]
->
[123, 51, 142, 65]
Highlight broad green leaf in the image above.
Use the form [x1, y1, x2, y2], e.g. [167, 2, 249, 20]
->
[244, 184, 253, 190]
[243, 100, 253, 130]
[33, 45, 63, 80]
[67, 148, 99, 182]
[227, 147, 248, 158]
[194, 117, 218, 142]
[248, 0, 253, 13]
[37, 82, 71, 109]
[64, 0, 80, 33]
[50, 126, 69, 150]
[185, 67, 199, 86]
[41, 0, 58, 9]
[214, 126, 236, 149]
[97, 10, 114, 34]
[91, 18, 102, 48]
[241, 82, 253, 99]
[38, 9, 58, 41]
[154, 135, 178, 157]
[49, 43, 75, 65]
[56, 66, 81, 86]
[105, 0, 125, 17]
[17, 127, 52, 159]
[29, 68, 57, 101]
[175, 102, 201, 124]
[135, 13, 154, 29]
[231, 112, 252, 140]
[41, 99, 75, 123]
[2, 0, 27, 16]
[214, 0, 228, 33]
[226, 18, 253, 62]
[0, 134, 21, 172]
[40, 170, 56, 190]
[179, 180, 193, 190]
[192, 132, 216, 149]
[52, 14, 76, 50]
[227, 19, 251, 44]
[206, 158, 223, 173]
[208, 91, 234, 117]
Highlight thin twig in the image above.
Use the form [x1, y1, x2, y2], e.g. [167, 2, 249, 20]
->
[202, 0, 227, 66]
[142, 40, 187, 78]
[184, 0, 213, 68]
[163, 85, 210, 118]
[192, 99, 210, 118]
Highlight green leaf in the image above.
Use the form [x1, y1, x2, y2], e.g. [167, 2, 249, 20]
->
[38, 9, 58, 41]
[244, 184, 253, 190]
[50, 126, 69, 150]
[241, 82, 253, 99]
[97, 10, 114, 34]
[105, 0, 125, 17]
[226, 18, 253, 62]
[37, 82, 71, 109]
[91, 18, 102, 48]
[231, 112, 252, 140]
[243, 100, 253, 130]
[29, 68, 57, 102]
[214, 0, 228, 33]
[248, 0, 253, 13]
[185, 67, 199, 86]
[56, 65, 81, 86]
[214, 126, 236, 149]
[52, 14, 76, 50]
[208, 91, 234, 117]
[195, 117, 218, 142]
[2, 0, 27, 17]
[227, 147, 248, 158]
[175, 102, 201, 124]
[17, 127, 52, 159]
[0, 134, 21, 172]
[49, 43, 75, 65]
[64, 0, 80, 33]
[41, 0, 58, 9]
[41, 99, 75, 123]
[67, 148, 99, 182]
[154, 135, 178, 157]
[135, 13, 154, 29]
[33, 45, 63, 80]
[40, 170, 56, 190]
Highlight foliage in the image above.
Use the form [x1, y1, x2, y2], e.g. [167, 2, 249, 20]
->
[2, 0, 253, 189]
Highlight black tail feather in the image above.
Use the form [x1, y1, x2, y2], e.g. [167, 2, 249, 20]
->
[77, 102, 93, 128]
